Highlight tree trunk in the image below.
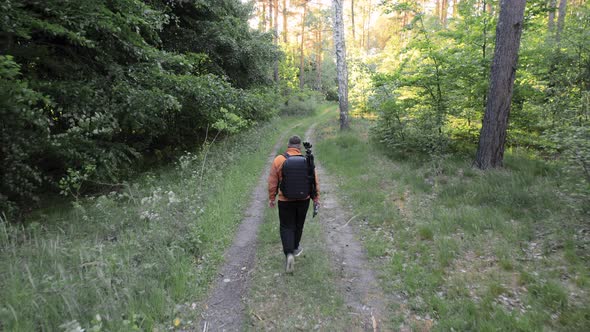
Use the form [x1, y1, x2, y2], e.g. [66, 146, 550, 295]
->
[366, 0, 372, 52]
[273, 0, 280, 82]
[269, 0, 273, 31]
[360, 2, 366, 49]
[274, 0, 279, 38]
[299, 1, 308, 89]
[263, 1, 268, 31]
[435, 0, 441, 19]
[475, 0, 527, 169]
[548, 0, 557, 32]
[283, 0, 288, 43]
[260, 0, 267, 31]
[316, 27, 322, 90]
[482, 0, 489, 109]
[441, 0, 449, 25]
[351, 0, 356, 43]
[452, 0, 458, 17]
[556, 0, 567, 43]
[333, 0, 350, 130]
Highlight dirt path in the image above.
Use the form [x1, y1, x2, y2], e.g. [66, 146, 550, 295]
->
[306, 126, 405, 331]
[199, 120, 404, 331]
[199, 137, 285, 331]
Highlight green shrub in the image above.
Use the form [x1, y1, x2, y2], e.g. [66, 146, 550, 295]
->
[0, 56, 50, 207]
[547, 124, 590, 212]
[0, 0, 280, 214]
[325, 87, 339, 101]
[280, 89, 324, 116]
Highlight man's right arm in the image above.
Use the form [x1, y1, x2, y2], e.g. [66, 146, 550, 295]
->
[267, 157, 281, 207]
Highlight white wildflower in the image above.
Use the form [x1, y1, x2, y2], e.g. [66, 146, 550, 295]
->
[59, 320, 84, 332]
[140, 210, 159, 221]
[168, 191, 181, 205]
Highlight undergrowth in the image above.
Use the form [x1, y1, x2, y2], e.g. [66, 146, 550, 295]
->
[314, 117, 589, 331]
[0, 117, 295, 331]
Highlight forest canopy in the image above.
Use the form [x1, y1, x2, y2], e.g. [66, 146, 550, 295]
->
[344, 0, 589, 204]
[1, 0, 589, 215]
[0, 0, 281, 213]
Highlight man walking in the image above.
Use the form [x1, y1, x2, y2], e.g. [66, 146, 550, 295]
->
[268, 135, 320, 274]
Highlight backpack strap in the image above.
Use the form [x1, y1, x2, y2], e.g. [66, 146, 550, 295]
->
[282, 152, 305, 159]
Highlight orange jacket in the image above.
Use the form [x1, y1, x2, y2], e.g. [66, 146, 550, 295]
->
[268, 147, 320, 202]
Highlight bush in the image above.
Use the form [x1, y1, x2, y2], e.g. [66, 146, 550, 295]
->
[280, 89, 324, 116]
[325, 87, 339, 102]
[371, 85, 449, 155]
[547, 124, 590, 212]
[0, 56, 50, 206]
[0, 0, 280, 214]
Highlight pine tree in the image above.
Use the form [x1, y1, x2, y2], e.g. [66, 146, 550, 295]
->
[475, 0, 527, 169]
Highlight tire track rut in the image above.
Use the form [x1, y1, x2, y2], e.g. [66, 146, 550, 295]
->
[199, 135, 286, 331]
[306, 125, 406, 331]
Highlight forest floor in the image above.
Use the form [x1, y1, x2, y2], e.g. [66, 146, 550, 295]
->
[202, 105, 589, 331]
[0, 116, 299, 331]
[310, 115, 589, 331]
[1, 105, 588, 331]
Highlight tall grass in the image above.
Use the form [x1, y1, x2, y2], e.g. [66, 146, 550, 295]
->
[314, 117, 589, 331]
[0, 118, 294, 331]
[279, 89, 325, 116]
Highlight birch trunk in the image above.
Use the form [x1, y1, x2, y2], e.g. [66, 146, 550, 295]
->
[333, 0, 349, 130]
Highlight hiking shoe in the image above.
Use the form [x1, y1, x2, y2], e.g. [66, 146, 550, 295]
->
[293, 246, 303, 257]
[285, 254, 295, 274]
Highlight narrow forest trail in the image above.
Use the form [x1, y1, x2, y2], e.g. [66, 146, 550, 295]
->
[200, 110, 405, 331]
[199, 133, 288, 330]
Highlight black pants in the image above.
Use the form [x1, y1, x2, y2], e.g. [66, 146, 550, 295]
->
[278, 199, 310, 256]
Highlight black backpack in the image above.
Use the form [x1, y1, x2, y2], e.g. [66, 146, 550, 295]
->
[280, 153, 310, 199]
